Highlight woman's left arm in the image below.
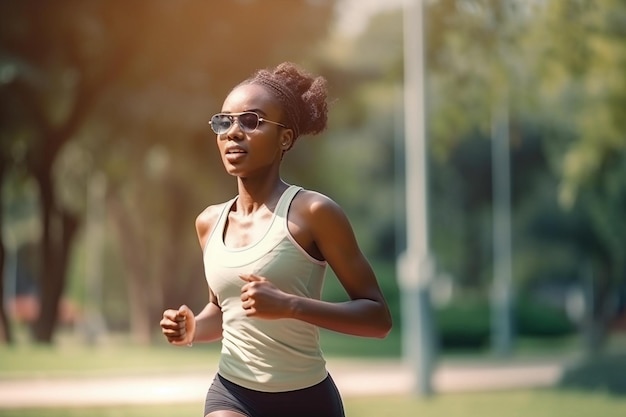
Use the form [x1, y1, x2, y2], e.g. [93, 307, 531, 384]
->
[288, 194, 392, 338]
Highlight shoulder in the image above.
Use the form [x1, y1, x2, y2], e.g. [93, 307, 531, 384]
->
[195, 201, 231, 248]
[195, 204, 223, 230]
[290, 189, 361, 259]
[292, 189, 342, 215]
[291, 189, 350, 229]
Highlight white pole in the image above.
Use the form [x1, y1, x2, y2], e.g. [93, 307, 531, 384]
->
[490, 95, 513, 356]
[399, 0, 434, 396]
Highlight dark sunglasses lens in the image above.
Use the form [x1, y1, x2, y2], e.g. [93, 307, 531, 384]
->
[211, 115, 231, 134]
[238, 113, 259, 132]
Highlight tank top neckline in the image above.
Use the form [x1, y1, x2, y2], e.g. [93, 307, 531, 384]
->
[218, 185, 301, 253]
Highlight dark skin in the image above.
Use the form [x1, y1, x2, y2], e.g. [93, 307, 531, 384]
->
[160, 83, 392, 417]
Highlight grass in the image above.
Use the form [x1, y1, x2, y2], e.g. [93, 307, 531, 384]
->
[0, 390, 625, 417]
[0, 334, 221, 378]
[2, 330, 626, 416]
[0, 329, 399, 377]
[0, 328, 585, 377]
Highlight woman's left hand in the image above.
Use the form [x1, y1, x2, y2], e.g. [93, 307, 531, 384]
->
[240, 274, 292, 319]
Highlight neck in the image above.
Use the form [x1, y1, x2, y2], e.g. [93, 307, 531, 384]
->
[235, 177, 288, 216]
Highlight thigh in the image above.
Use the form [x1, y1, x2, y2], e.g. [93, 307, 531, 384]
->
[206, 374, 345, 417]
[206, 412, 247, 417]
[255, 375, 345, 417]
[204, 374, 251, 417]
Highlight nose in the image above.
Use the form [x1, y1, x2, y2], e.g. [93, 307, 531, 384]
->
[222, 119, 244, 140]
[228, 124, 244, 139]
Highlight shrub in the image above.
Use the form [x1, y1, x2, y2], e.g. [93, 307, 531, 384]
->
[435, 295, 576, 350]
[435, 298, 490, 350]
[515, 296, 576, 337]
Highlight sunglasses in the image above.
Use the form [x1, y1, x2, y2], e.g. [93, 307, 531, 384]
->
[209, 112, 288, 135]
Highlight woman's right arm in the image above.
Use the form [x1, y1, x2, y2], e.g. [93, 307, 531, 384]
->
[191, 205, 224, 343]
[187, 289, 223, 343]
[160, 292, 222, 346]
[159, 205, 224, 345]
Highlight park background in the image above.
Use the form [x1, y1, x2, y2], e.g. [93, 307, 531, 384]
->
[0, 0, 625, 415]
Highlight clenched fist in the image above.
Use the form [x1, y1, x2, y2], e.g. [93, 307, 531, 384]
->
[160, 305, 196, 346]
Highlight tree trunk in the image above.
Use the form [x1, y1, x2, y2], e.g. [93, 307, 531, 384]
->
[108, 193, 153, 345]
[462, 212, 486, 288]
[0, 158, 13, 344]
[581, 260, 614, 356]
[0, 207, 12, 345]
[32, 172, 79, 343]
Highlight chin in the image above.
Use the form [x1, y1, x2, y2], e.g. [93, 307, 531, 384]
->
[224, 166, 246, 178]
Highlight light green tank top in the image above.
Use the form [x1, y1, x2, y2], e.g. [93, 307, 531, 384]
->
[203, 185, 328, 392]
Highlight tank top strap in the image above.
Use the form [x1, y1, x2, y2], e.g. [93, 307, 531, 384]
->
[274, 185, 302, 218]
[205, 196, 237, 251]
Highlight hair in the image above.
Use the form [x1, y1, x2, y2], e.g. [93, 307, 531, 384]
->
[238, 62, 328, 145]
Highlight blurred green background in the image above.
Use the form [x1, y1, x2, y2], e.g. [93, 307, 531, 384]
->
[1, 0, 625, 415]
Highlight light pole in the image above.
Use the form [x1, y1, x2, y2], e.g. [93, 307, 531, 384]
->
[490, 2, 514, 356]
[399, 0, 434, 396]
[490, 94, 513, 356]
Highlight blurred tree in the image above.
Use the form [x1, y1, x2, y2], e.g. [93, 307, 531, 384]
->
[0, 0, 335, 344]
[525, 0, 626, 353]
[316, 0, 624, 354]
[0, 152, 8, 343]
[0, 0, 139, 343]
[423, 0, 626, 352]
[323, 1, 533, 282]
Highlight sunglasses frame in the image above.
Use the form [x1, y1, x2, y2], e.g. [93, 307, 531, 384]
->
[209, 111, 288, 135]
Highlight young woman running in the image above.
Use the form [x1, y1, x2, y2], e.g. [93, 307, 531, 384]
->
[160, 62, 392, 417]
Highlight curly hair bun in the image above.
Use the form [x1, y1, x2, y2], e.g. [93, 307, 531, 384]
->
[242, 62, 328, 141]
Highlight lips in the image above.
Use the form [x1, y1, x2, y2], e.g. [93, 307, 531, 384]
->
[224, 145, 247, 162]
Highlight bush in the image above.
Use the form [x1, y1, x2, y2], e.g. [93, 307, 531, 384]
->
[435, 298, 490, 350]
[515, 297, 576, 337]
[435, 296, 576, 350]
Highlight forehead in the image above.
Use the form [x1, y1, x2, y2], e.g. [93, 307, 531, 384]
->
[221, 83, 280, 114]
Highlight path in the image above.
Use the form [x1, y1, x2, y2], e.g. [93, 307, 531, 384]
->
[0, 358, 569, 409]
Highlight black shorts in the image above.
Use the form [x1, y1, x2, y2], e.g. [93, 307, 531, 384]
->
[204, 373, 345, 417]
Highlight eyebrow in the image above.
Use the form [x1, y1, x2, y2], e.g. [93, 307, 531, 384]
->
[220, 109, 268, 116]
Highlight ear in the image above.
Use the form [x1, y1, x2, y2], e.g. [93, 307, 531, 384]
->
[279, 129, 294, 151]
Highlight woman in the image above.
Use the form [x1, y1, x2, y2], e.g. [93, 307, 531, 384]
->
[160, 62, 392, 417]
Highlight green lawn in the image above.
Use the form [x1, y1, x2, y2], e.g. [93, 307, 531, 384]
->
[2, 331, 625, 416]
[0, 339, 221, 377]
[0, 390, 625, 417]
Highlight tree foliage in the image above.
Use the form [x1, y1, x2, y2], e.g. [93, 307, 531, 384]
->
[0, 0, 335, 344]
[314, 0, 625, 352]
[524, 0, 626, 350]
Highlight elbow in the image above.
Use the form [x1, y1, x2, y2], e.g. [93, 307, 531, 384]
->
[382, 315, 393, 339]
[368, 299, 393, 339]
[373, 310, 393, 339]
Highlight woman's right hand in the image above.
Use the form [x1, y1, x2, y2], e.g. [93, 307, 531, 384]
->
[160, 305, 196, 346]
